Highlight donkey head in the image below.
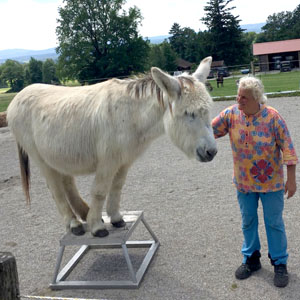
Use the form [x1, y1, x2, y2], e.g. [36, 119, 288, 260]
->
[151, 56, 217, 162]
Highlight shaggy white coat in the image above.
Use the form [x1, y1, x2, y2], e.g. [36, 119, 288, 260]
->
[7, 56, 217, 236]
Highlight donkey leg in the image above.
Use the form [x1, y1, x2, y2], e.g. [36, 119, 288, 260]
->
[39, 165, 83, 235]
[62, 175, 89, 222]
[106, 165, 129, 228]
[87, 171, 113, 237]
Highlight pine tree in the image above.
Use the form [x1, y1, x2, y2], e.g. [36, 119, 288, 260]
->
[169, 23, 202, 63]
[201, 0, 248, 65]
[169, 23, 186, 58]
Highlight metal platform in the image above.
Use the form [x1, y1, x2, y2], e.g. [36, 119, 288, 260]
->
[50, 211, 160, 289]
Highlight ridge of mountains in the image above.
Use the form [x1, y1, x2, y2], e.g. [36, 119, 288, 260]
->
[0, 23, 265, 64]
[0, 48, 58, 64]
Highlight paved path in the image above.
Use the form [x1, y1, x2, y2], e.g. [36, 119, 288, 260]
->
[1, 97, 300, 300]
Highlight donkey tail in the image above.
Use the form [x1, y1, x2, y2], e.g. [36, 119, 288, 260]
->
[17, 144, 31, 204]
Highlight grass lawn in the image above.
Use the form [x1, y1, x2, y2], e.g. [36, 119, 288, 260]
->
[0, 88, 10, 94]
[0, 89, 17, 112]
[209, 70, 300, 98]
[0, 71, 299, 112]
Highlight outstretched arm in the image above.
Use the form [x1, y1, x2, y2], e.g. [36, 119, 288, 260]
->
[285, 164, 296, 199]
[211, 109, 230, 139]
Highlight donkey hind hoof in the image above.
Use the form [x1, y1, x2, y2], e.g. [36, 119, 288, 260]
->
[92, 228, 109, 238]
[112, 219, 126, 228]
[71, 224, 85, 236]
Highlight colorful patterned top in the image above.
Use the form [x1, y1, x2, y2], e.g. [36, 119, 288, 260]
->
[212, 104, 298, 193]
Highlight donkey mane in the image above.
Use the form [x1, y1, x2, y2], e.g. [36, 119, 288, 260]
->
[126, 73, 196, 106]
[126, 75, 163, 103]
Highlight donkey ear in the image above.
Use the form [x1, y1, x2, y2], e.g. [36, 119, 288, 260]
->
[193, 56, 212, 83]
[151, 67, 181, 100]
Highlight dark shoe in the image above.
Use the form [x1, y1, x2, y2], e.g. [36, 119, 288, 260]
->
[235, 250, 262, 280]
[274, 264, 289, 288]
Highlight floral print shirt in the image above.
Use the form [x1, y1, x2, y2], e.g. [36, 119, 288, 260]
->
[212, 104, 298, 193]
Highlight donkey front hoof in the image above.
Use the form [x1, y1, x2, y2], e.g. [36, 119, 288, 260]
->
[112, 219, 126, 228]
[92, 228, 109, 238]
[71, 224, 85, 236]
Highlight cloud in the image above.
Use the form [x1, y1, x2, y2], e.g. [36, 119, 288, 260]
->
[125, 0, 205, 36]
[1, 0, 299, 50]
[126, 0, 300, 36]
[0, 0, 61, 50]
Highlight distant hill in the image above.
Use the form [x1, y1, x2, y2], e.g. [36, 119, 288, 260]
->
[0, 48, 58, 64]
[241, 22, 265, 33]
[0, 23, 265, 64]
[146, 35, 170, 44]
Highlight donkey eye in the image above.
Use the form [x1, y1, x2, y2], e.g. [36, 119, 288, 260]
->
[184, 111, 196, 120]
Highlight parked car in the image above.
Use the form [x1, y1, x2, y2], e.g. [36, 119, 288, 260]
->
[216, 67, 230, 77]
[240, 69, 250, 74]
[280, 61, 291, 72]
[272, 56, 282, 70]
[207, 70, 215, 79]
[173, 71, 183, 76]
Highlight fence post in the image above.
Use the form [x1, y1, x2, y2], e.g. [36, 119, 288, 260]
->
[251, 61, 255, 75]
[0, 252, 20, 300]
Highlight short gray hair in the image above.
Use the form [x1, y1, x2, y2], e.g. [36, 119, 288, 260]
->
[238, 76, 267, 104]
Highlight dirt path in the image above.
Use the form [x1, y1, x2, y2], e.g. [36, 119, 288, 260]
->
[1, 97, 300, 300]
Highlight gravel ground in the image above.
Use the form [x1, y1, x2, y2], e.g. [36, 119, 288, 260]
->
[1, 97, 300, 300]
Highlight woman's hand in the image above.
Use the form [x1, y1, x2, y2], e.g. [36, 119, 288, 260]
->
[285, 165, 297, 199]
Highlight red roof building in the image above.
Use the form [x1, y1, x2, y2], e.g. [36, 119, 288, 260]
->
[211, 60, 225, 68]
[253, 39, 300, 71]
[176, 58, 193, 71]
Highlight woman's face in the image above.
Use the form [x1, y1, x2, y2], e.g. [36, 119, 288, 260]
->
[236, 88, 259, 115]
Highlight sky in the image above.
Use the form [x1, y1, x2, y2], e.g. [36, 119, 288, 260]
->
[0, 0, 299, 50]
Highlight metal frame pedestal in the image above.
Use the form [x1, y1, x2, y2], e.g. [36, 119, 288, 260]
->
[50, 211, 159, 289]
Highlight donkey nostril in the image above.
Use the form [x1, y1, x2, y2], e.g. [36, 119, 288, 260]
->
[207, 149, 217, 158]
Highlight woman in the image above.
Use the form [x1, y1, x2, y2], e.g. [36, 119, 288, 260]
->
[212, 76, 298, 288]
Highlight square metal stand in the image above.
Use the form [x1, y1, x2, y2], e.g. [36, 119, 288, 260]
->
[50, 211, 160, 289]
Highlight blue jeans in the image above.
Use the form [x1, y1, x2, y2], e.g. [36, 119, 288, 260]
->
[237, 190, 288, 265]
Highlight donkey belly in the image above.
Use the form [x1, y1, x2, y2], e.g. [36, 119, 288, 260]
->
[39, 148, 98, 175]
[32, 127, 99, 175]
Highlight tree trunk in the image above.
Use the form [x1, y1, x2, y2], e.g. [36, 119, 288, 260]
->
[0, 252, 20, 300]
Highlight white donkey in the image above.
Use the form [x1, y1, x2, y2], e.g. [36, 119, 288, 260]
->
[7, 56, 217, 238]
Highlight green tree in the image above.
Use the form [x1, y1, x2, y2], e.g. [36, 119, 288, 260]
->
[291, 4, 300, 38]
[256, 5, 300, 43]
[241, 31, 256, 63]
[181, 27, 201, 62]
[56, 0, 150, 83]
[148, 42, 177, 72]
[42, 59, 59, 84]
[169, 23, 185, 58]
[148, 44, 165, 70]
[201, 0, 249, 65]
[0, 65, 4, 87]
[28, 57, 43, 84]
[161, 42, 177, 72]
[24, 64, 31, 86]
[197, 31, 212, 61]
[261, 12, 293, 42]
[169, 24, 201, 63]
[0, 60, 24, 92]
